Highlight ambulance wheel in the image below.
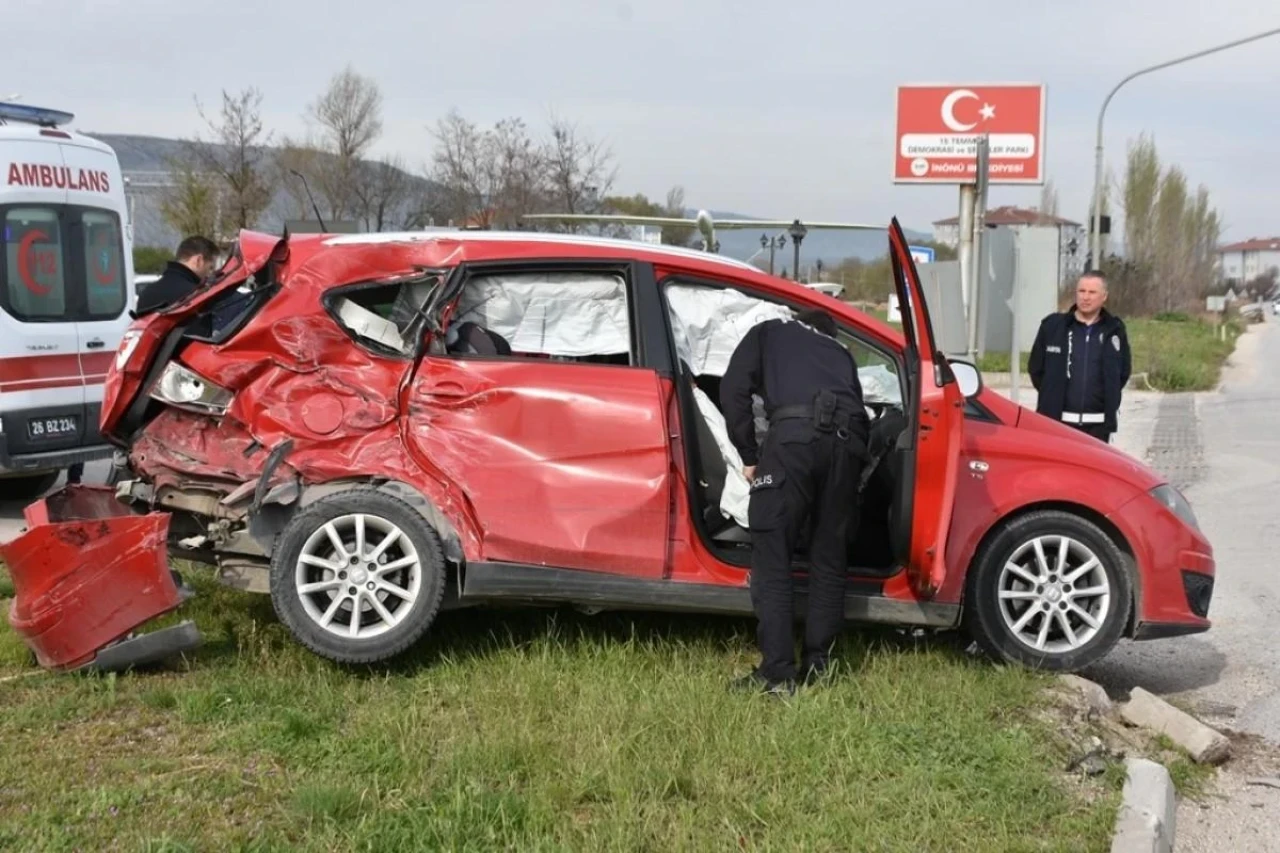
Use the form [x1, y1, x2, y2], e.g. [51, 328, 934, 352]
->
[1, 472, 59, 501]
[963, 510, 1132, 673]
[269, 488, 447, 665]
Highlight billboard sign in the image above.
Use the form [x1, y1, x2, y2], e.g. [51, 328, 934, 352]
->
[893, 84, 1046, 185]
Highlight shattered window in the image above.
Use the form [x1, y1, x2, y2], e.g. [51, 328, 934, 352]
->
[332, 276, 439, 357]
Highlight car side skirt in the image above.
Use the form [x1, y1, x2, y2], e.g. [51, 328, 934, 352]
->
[460, 561, 961, 628]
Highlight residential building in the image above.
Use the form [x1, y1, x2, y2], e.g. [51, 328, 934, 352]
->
[932, 205, 1087, 284]
[1216, 237, 1280, 286]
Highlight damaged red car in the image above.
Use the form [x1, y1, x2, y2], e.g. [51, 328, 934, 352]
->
[1, 220, 1215, 673]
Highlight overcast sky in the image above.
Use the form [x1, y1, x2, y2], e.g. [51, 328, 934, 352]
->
[6, 1, 1278, 241]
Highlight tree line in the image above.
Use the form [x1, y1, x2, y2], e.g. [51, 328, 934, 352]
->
[158, 66, 692, 246]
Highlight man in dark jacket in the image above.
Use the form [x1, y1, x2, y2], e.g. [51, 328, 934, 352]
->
[135, 235, 220, 315]
[1027, 272, 1131, 443]
[720, 308, 870, 694]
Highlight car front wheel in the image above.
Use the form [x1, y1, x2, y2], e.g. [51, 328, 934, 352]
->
[269, 489, 447, 664]
[963, 510, 1132, 672]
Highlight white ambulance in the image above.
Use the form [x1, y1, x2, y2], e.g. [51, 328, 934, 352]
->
[0, 101, 133, 498]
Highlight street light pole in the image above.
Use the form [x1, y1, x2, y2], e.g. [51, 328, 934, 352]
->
[788, 220, 808, 282]
[1090, 26, 1280, 269]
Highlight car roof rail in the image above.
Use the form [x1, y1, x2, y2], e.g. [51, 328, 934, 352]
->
[0, 101, 75, 128]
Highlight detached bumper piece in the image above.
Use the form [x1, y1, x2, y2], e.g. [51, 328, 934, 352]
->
[0, 485, 201, 673]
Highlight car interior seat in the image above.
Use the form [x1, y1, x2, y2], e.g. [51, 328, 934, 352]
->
[447, 321, 513, 356]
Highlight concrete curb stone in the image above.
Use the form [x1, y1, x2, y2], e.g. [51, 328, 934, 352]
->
[1111, 758, 1176, 853]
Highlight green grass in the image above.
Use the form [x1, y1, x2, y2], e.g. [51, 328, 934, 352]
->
[973, 315, 1242, 392]
[0, 562, 1122, 851]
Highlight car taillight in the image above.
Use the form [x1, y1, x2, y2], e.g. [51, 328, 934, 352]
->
[116, 330, 143, 370]
[149, 362, 233, 416]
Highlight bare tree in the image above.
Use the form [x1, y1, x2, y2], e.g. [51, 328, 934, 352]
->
[1122, 134, 1161, 268]
[543, 114, 616, 225]
[351, 155, 412, 232]
[428, 112, 549, 229]
[1037, 179, 1059, 222]
[187, 87, 275, 232]
[1153, 165, 1188, 311]
[307, 66, 384, 220]
[159, 158, 224, 240]
[274, 138, 326, 221]
[428, 110, 487, 226]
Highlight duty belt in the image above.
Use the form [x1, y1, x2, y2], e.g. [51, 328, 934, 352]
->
[1061, 411, 1105, 425]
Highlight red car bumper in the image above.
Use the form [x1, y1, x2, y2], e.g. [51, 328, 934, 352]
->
[0, 486, 198, 672]
[1110, 492, 1214, 639]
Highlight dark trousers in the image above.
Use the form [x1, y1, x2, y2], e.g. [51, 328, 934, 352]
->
[1068, 422, 1112, 443]
[747, 428, 863, 683]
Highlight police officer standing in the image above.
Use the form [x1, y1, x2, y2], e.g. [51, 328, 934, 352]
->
[1028, 271, 1131, 443]
[720, 308, 869, 694]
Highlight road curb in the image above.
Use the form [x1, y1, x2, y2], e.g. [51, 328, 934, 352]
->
[1111, 757, 1176, 853]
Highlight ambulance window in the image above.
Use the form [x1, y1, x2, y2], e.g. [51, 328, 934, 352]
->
[3, 207, 67, 321]
[80, 210, 126, 318]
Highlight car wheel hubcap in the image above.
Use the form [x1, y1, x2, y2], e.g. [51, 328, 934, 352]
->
[997, 534, 1111, 654]
[295, 513, 422, 640]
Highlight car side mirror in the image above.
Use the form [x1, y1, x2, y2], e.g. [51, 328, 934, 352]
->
[949, 359, 982, 398]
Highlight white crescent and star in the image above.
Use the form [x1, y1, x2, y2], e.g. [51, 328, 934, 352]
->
[940, 89, 997, 131]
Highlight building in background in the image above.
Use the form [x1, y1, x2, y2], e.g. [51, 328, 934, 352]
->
[931, 205, 1086, 286]
[1216, 237, 1280, 287]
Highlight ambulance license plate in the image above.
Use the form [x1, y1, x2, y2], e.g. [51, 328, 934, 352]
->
[27, 415, 79, 440]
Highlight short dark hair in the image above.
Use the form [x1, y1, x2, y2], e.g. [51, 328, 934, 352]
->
[176, 235, 220, 263]
[1080, 270, 1108, 289]
[797, 308, 837, 337]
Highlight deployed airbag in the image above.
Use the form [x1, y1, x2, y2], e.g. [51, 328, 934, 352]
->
[451, 271, 631, 357]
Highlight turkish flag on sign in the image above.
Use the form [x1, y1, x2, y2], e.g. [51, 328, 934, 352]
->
[893, 84, 1045, 184]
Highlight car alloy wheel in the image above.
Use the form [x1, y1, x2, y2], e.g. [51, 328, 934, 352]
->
[269, 488, 446, 664]
[963, 509, 1132, 673]
[295, 513, 423, 640]
[996, 535, 1111, 655]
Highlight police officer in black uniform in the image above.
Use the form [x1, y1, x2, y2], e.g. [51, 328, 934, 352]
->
[720, 308, 869, 694]
[1028, 271, 1131, 443]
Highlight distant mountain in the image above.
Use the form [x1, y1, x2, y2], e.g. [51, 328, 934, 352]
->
[84, 133, 931, 263]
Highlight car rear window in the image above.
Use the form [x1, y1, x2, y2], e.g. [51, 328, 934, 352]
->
[3, 207, 67, 320]
[81, 210, 126, 319]
[0, 205, 127, 323]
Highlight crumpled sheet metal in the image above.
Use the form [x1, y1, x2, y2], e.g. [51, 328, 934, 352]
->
[0, 487, 179, 671]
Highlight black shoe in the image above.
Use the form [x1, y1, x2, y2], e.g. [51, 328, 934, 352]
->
[730, 669, 796, 697]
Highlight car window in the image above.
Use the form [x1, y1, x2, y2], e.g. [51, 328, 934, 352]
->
[81, 210, 126, 319]
[331, 276, 439, 357]
[662, 279, 904, 411]
[443, 270, 634, 366]
[3, 206, 67, 321]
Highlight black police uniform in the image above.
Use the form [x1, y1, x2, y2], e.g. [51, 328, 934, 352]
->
[135, 260, 202, 315]
[720, 317, 870, 687]
[1028, 307, 1130, 443]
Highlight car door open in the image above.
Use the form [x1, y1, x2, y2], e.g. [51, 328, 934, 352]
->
[887, 218, 964, 597]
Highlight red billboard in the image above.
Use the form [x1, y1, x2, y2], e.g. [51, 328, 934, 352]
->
[893, 84, 1046, 184]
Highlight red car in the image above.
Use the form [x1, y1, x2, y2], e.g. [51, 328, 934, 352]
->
[0, 220, 1214, 673]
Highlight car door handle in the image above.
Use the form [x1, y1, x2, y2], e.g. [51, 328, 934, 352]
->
[86, 339, 105, 349]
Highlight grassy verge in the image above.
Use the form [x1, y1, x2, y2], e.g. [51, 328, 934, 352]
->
[0, 562, 1122, 851]
[973, 315, 1243, 392]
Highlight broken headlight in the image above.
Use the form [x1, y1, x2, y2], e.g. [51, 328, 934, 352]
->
[150, 362, 233, 416]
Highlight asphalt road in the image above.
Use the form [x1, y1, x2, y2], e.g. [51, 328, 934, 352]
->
[1080, 320, 1280, 851]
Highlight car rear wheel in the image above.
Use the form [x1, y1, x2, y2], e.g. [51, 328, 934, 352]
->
[963, 510, 1132, 673]
[1, 471, 59, 501]
[269, 489, 447, 664]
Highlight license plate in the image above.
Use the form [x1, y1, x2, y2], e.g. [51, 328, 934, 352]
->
[27, 415, 79, 440]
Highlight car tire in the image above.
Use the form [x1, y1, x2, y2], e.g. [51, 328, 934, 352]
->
[269, 488, 447, 665]
[963, 510, 1132, 673]
[1, 471, 60, 501]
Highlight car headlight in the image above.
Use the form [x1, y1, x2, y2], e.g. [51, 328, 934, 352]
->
[150, 362, 233, 416]
[1149, 483, 1199, 532]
